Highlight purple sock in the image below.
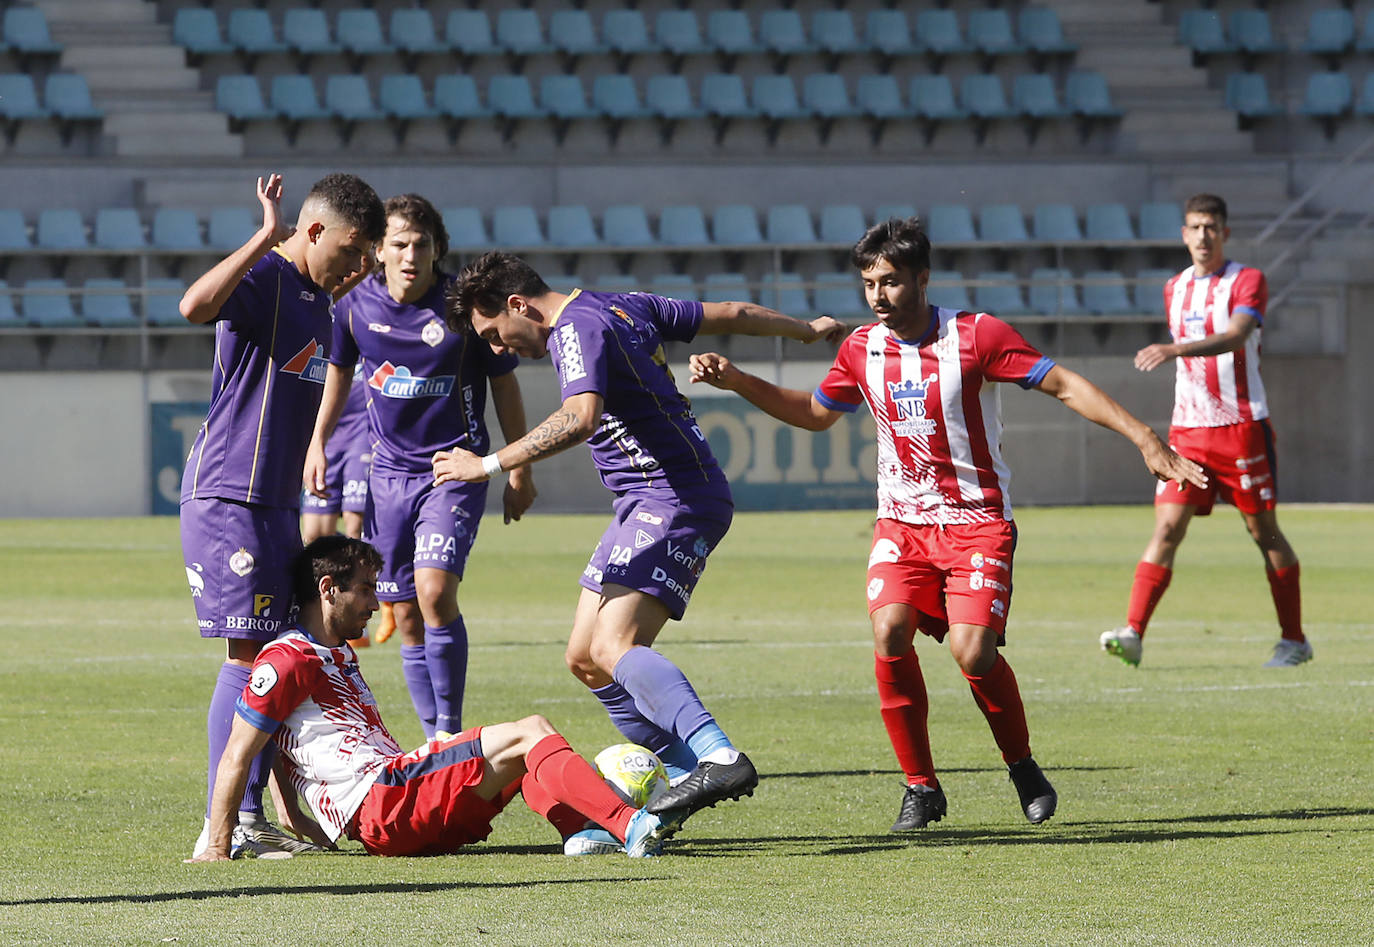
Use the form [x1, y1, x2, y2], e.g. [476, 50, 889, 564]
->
[400, 644, 437, 740]
[611, 646, 716, 744]
[424, 616, 468, 735]
[591, 680, 698, 775]
[206, 663, 269, 818]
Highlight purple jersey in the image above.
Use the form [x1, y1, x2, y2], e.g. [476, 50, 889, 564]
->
[181, 248, 331, 510]
[334, 363, 370, 450]
[548, 289, 728, 500]
[332, 274, 518, 476]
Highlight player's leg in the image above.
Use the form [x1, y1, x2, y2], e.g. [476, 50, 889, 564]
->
[1103, 500, 1197, 666]
[392, 599, 436, 738]
[1242, 508, 1310, 666]
[340, 510, 364, 539]
[299, 512, 339, 544]
[872, 603, 946, 831]
[415, 566, 466, 738]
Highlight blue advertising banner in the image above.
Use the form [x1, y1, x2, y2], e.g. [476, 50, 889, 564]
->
[149, 401, 208, 515]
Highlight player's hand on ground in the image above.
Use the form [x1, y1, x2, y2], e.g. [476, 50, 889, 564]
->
[689, 352, 742, 390]
[1143, 437, 1208, 489]
[1134, 343, 1177, 372]
[503, 468, 537, 524]
[256, 173, 293, 245]
[432, 447, 485, 485]
[807, 315, 847, 343]
[303, 441, 330, 498]
[183, 849, 230, 863]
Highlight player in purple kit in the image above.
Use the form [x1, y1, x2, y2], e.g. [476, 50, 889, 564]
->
[435, 252, 844, 836]
[180, 173, 385, 858]
[301, 365, 370, 544]
[306, 195, 536, 742]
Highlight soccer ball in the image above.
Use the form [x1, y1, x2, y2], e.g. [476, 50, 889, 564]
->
[593, 743, 669, 808]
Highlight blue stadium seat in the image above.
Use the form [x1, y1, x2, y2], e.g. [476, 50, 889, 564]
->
[927, 270, 972, 311]
[94, 208, 145, 250]
[143, 278, 188, 326]
[1359, 12, 1374, 52]
[1226, 72, 1282, 121]
[1012, 74, 1069, 118]
[271, 75, 328, 121]
[980, 205, 1029, 243]
[0, 73, 46, 120]
[759, 10, 813, 57]
[759, 272, 810, 314]
[3, 7, 61, 55]
[23, 279, 80, 328]
[540, 75, 596, 120]
[1178, 10, 1234, 55]
[751, 75, 805, 121]
[1032, 204, 1082, 242]
[909, 75, 967, 121]
[915, 10, 973, 56]
[1139, 202, 1183, 241]
[488, 76, 543, 120]
[1230, 10, 1284, 55]
[226, 9, 286, 55]
[1305, 9, 1355, 56]
[1066, 72, 1123, 118]
[326, 75, 385, 124]
[36, 209, 87, 250]
[443, 207, 489, 249]
[0, 279, 16, 322]
[960, 75, 1015, 119]
[865, 10, 918, 57]
[974, 271, 1030, 315]
[603, 10, 655, 57]
[658, 206, 710, 246]
[492, 206, 545, 247]
[434, 75, 489, 120]
[702, 272, 752, 303]
[593, 273, 639, 294]
[496, 10, 551, 57]
[547, 205, 599, 248]
[379, 75, 438, 121]
[856, 75, 907, 120]
[803, 74, 857, 120]
[208, 207, 256, 251]
[812, 271, 865, 318]
[592, 75, 649, 120]
[45, 74, 101, 125]
[712, 205, 763, 245]
[82, 278, 138, 328]
[390, 9, 447, 56]
[766, 205, 817, 245]
[819, 205, 867, 244]
[1132, 269, 1175, 312]
[648, 273, 698, 301]
[1356, 73, 1374, 115]
[811, 10, 862, 56]
[550, 10, 604, 57]
[1018, 7, 1077, 55]
[337, 10, 391, 58]
[1085, 203, 1136, 242]
[281, 9, 341, 57]
[1082, 270, 1137, 315]
[645, 75, 701, 120]
[707, 10, 762, 57]
[1301, 72, 1352, 117]
[446, 11, 495, 57]
[926, 205, 978, 244]
[968, 10, 1025, 56]
[656, 10, 710, 57]
[0, 209, 30, 250]
[602, 205, 655, 246]
[1029, 268, 1086, 315]
[173, 9, 232, 56]
[152, 209, 204, 251]
[702, 74, 755, 119]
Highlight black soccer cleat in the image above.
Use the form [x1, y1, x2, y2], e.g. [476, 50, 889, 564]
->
[890, 783, 947, 832]
[646, 753, 758, 823]
[1008, 756, 1057, 824]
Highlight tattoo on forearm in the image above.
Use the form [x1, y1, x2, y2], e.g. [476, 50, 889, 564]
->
[516, 407, 587, 465]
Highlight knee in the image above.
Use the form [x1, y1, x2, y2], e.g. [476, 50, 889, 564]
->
[518, 714, 557, 739]
[564, 643, 601, 685]
[871, 615, 915, 656]
[949, 630, 998, 675]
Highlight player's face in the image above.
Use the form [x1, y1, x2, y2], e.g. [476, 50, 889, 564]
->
[1182, 212, 1228, 274]
[309, 224, 372, 294]
[470, 300, 549, 358]
[326, 569, 379, 642]
[861, 258, 929, 339]
[378, 215, 438, 303]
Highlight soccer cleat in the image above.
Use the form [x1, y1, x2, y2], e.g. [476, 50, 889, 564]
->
[1008, 757, 1057, 824]
[231, 816, 326, 858]
[564, 826, 622, 856]
[374, 602, 396, 644]
[623, 807, 669, 858]
[1100, 626, 1143, 666]
[890, 783, 947, 831]
[1263, 638, 1313, 668]
[646, 753, 758, 824]
[191, 817, 212, 858]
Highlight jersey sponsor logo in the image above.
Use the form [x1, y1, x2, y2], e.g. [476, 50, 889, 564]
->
[970, 552, 1009, 572]
[887, 373, 939, 437]
[224, 613, 281, 632]
[603, 416, 661, 472]
[991, 598, 1006, 618]
[608, 544, 634, 566]
[583, 562, 604, 584]
[298, 290, 316, 303]
[421, 319, 445, 347]
[367, 322, 393, 333]
[693, 537, 710, 558]
[634, 529, 656, 549]
[376, 580, 400, 595]
[556, 323, 587, 383]
[229, 547, 256, 577]
[650, 566, 693, 605]
[415, 531, 461, 564]
[635, 511, 664, 526]
[281, 340, 329, 384]
[253, 594, 274, 617]
[249, 662, 279, 696]
[666, 540, 706, 577]
[367, 360, 456, 399]
[1183, 308, 1207, 340]
[869, 538, 901, 567]
[186, 564, 205, 597]
[867, 577, 885, 600]
[1239, 472, 1271, 490]
[1235, 454, 1267, 470]
[968, 571, 1008, 593]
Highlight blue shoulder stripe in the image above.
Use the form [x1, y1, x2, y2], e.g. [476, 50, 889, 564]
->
[235, 696, 282, 734]
[1021, 356, 1056, 390]
[814, 389, 861, 413]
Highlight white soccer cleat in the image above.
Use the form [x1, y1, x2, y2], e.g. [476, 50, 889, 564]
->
[1263, 639, 1313, 668]
[191, 817, 212, 858]
[563, 826, 622, 856]
[1100, 627, 1142, 667]
[231, 815, 326, 859]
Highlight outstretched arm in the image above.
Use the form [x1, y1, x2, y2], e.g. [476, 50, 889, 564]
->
[1037, 365, 1207, 488]
[689, 352, 843, 431]
[489, 371, 537, 523]
[180, 175, 292, 325]
[1135, 312, 1257, 371]
[183, 716, 273, 862]
[433, 391, 601, 485]
[303, 362, 356, 497]
[698, 301, 846, 344]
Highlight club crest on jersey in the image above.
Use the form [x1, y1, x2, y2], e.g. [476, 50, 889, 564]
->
[887, 372, 939, 436]
[186, 563, 205, 597]
[281, 340, 329, 384]
[421, 319, 445, 347]
[368, 360, 455, 398]
[555, 323, 587, 383]
[609, 305, 635, 328]
[229, 547, 255, 577]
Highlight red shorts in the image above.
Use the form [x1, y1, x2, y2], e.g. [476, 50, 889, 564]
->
[866, 518, 1016, 641]
[350, 727, 512, 857]
[1157, 420, 1278, 516]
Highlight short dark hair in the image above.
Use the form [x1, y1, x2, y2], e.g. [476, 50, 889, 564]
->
[305, 173, 386, 242]
[445, 251, 551, 334]
[291, 535, 383, 608]
[1184, 193, 1228, 226]
[384, 193, 450, 270]
[851, 217, 932, 275]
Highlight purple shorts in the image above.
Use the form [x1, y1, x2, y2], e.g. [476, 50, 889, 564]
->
[180, 497, 301, 640]
[580, 492, 733, 621]
[301, 430, 370, 516]
[366, 471, 489, 602]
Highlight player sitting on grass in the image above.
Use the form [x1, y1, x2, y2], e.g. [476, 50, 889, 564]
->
[186, 536, 668, 861]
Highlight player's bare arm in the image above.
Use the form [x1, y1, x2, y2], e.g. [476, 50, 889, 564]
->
[490, 371, 538, 523]
[690, 352, 841, 431]
[1037, 365, 1207, 488]
[433, 391, 601, 485]
[183, 716, 273, 862]
[1135, 312, 1258, 371]
[179, 175, 292, 325]
[266, 758, 333, 849]
[698, 302, 846, 343]
[303, 362, 357, 497]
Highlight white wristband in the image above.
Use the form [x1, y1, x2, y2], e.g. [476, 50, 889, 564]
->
[481, 453, 503, 478]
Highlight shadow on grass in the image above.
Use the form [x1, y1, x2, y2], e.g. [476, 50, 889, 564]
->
[766, 765, 1128, 780]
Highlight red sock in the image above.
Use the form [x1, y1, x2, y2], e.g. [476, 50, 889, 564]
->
[525, 734, 635, 841]
[874, 650, 936, 788]
[962, 655, 1031, 765]
[1127, 561, 1172, 637]
[520, 773, 587, 839]
[1266, 563, 1304, 643]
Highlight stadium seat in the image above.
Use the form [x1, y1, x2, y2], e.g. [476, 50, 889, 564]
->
[712, 205, 763, 245]
[1033, 204, 1083, 242]
[702, 272, 752, 303]
[602, 205, 655, 246]
[759, 10, 813, 57]
[488, 76, 543, 120]
[82, 278, 138, 328]
[152, 209, 204, 251]
[44, 74, 101, 128]
[1029, 268, 1086, 315]
[549, 10, 604, 58]
[1132, 269, 1175, 312]
[592, 75, 649, 121]
[1082, 270, 1137, 315]
[655, 10, 710, 57]
[216, 75, 273, 122]
[1356, 74, 1374, 115]
[702, 74, 756, 119]
[1359, 12, 1374, 53]
[1305, 9, 1355, 57]
[707, 10, 762, 57]
[446, 11, 495, 58]
[856, 75, 907, 120]
[281, 9, 341, 57]
[927, 270, 972, 311]
[540, 75, 596, 121]
[968, 10, 1025, 56]
[645, 75, 702, 121]
[36, 209, 87, 250]
[390, 9, 447, 57]
[336, 10, 391, 58]
[915, 10, 973, 56]
[960, 75, 1016, 120]
[434, 75, 489, 121]
[812, 271, 865, 318]
[811, 10, 862, 57]
[24, 279, 80, 327]
[803, 74, 858, 121]
[1066, 72, 1123, 118]
[602, 10, 655, 57]
[1139, 202, 1183, 241]
[758, 272, 810, 314]
[980, 204, 1030, 243]
[658, 205, 711, 246]
[593, 273, 638, 294]
[1012, 74, 1069, 119]
[1018, 7, 1077, 55]
[766, 205, 817, 245]
[926, 205, 978, 244]
[0, 209, 29, 250]
[444, 207, 489, 249]
[1226, 72, 1283, 122]
[819, 205, 867, 244]
[909, 75, 967, 122]
[208, 207, 256, 251]
[173, 9, 232, 57]
[495, 10, 551, 57]
[271, 75, 329, 122]
[648, 273, 697, 301]
[0, 73, 46, 121]
[1178, 10, 1234, 56]
[974, 271, 1030, 315]
[864, 10, 918, 58]
[1230, 10, 1284, 55]
[0, 279, 16, 322]
[3, 7, 61, 56]
[1085, 203, 1136, 242]
[492, 206, 544, 247]
[226, 9, 286, 56]
[546, 205, 599, 248]
[751, 75, 805, 121]
[325, 75, 386, 126]
[94, 208, 145, 250]
[143, 278, 188, 326]
[1301, 72, 1353, 117]
[379, 75, 438, 122]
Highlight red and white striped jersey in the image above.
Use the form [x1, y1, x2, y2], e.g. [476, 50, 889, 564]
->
[236, 628, 404, 841]
[1163, 261, 1268, 428]
[815, 307, 1055, 526]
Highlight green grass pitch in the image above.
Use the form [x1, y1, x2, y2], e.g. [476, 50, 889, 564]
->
[1, 507, 1371, 946]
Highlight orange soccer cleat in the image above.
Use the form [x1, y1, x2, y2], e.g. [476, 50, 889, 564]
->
[374, 601, 396, 644]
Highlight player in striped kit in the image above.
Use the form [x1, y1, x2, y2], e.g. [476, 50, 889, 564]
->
[1100, 194, 1311, 668]
[689, 217, 1204, 831]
